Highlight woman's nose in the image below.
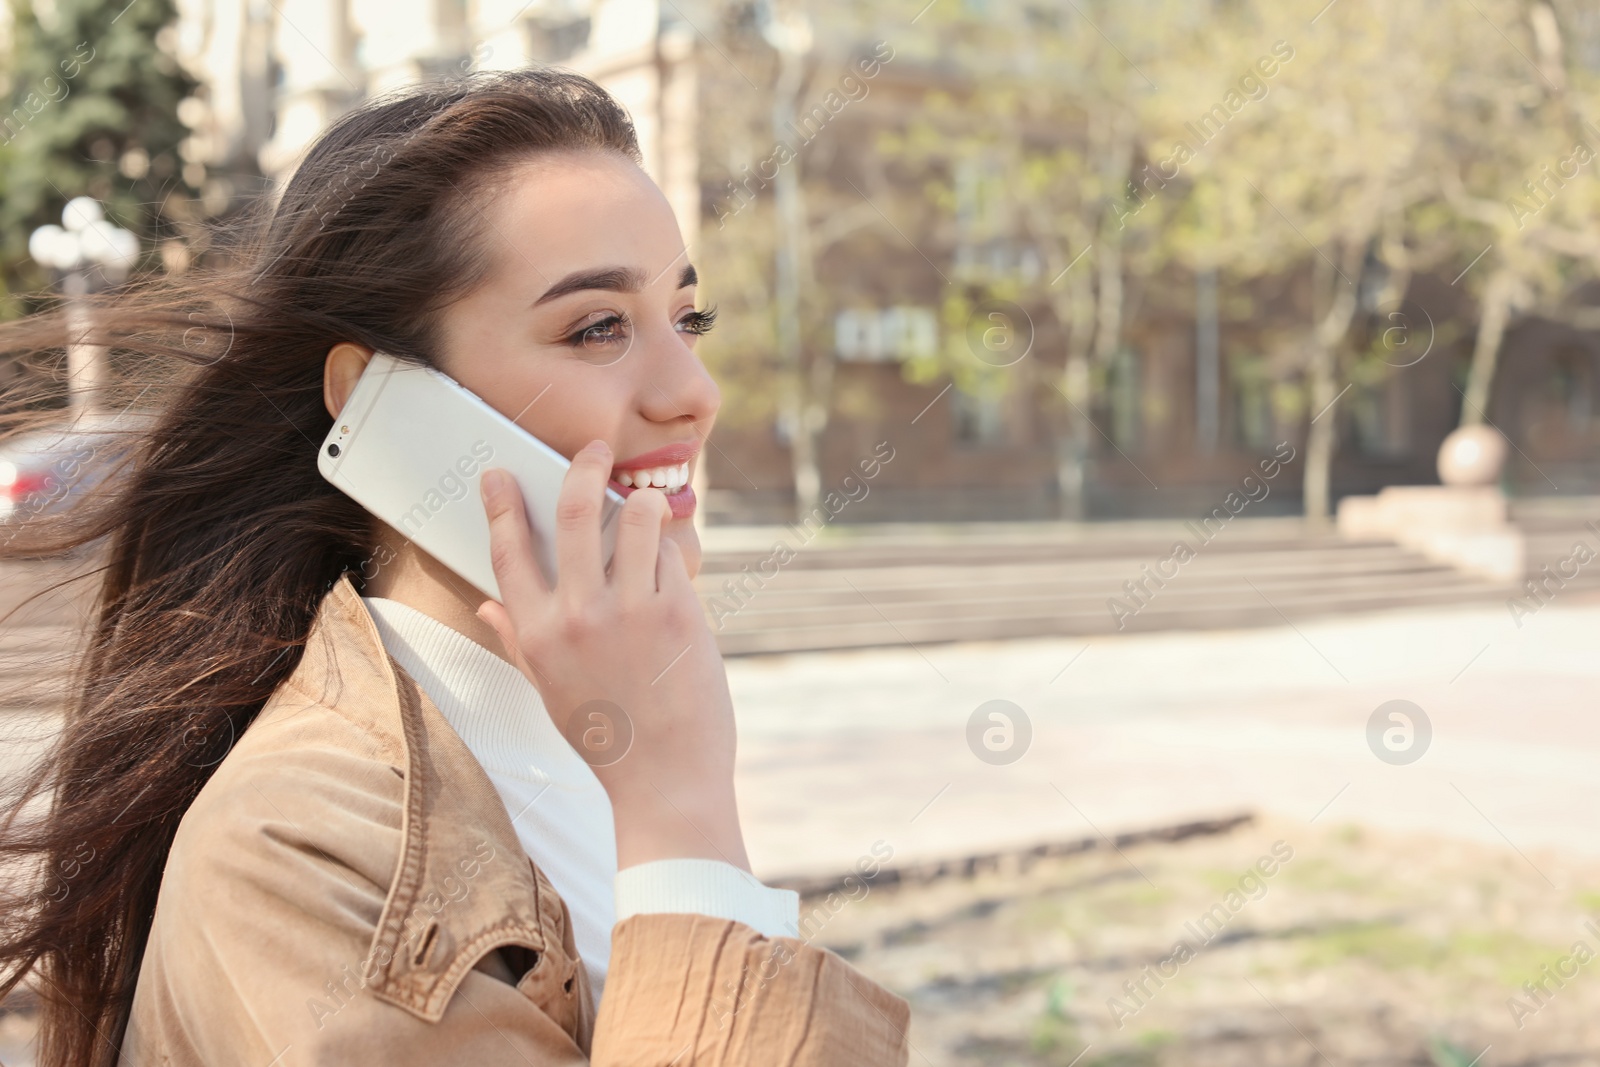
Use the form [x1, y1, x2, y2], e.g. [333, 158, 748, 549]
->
[640, 333, 720, 424]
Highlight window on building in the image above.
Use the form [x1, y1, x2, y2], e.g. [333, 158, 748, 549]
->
[1349, 374, 1411, 459]
[1108, 348, 1141, 452]
[952, 158, 1038, 283]
[836, 306, 938, 362]
[1552, 348, 1595, 434]
[952, 387, 1009, 447]
[525, 15, 591, 63]
[1229, 352, 1273, 450]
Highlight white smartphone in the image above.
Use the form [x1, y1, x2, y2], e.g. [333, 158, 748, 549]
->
[317, 351, 625, 602]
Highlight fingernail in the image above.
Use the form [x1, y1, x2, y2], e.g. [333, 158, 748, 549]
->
[481, 469, 505, 496]
[580, 439, 610, 456]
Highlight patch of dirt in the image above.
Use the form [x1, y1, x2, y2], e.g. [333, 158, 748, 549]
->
[812, 816, 1600, 1066]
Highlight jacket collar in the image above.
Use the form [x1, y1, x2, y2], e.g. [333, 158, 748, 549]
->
[282, 572, 570, 1023]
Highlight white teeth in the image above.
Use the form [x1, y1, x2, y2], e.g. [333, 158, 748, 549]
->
[614, 462, 690, 492]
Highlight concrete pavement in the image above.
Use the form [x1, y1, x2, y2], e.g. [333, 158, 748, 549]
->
[730, 588, 1600, 885]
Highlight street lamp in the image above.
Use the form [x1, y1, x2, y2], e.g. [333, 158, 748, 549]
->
[28, 198, 139, 414]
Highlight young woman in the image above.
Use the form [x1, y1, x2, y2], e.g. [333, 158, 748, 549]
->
[0, 69, 910, 1066]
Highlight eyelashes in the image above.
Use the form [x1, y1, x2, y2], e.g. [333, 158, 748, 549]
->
[678, 306, 718, 336]
[564, 305, 719, 349]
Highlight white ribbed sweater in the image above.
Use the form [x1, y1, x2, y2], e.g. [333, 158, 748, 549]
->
[359, 597, 798, 1007]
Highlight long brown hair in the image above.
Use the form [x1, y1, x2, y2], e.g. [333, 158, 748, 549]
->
[0, 68, 641, 1067]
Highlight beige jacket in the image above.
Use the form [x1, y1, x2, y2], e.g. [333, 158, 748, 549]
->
[120, 573, 910, 1065]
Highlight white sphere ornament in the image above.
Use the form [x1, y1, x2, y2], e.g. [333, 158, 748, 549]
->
[1437, 424, 1508, 487]
[79, 219, 138, 281]
[62, 196, 104, 231]
[79, 219, 120, 261]
[28, 224, 73, 269]
[111, 227, 140, 265]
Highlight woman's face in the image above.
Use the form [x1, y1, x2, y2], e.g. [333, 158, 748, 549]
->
[431, 149, 721, 578]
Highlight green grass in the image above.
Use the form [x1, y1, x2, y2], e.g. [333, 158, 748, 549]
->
[1298, 920, 1444, 971]
[1451, 929, 1572, 985]
[1082, 1050, 1160, 1067]
[1135, 1028, 1177, 1049]
[1276, 856, 1379, 895]
[1197, 867, 1254, 894]
[1029, 977, 1081, 1057]
[1297, 919, 1562, 980]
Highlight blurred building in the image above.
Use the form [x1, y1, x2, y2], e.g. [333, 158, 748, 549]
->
[165, 1, 1600, 523]
[169, 0, 698, 236]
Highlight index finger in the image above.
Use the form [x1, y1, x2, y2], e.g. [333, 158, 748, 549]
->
[553, 439, 612, 600]
[480, 466, 552, 615]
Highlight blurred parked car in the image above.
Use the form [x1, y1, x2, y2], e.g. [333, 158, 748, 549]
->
[0, 411, 147, 528]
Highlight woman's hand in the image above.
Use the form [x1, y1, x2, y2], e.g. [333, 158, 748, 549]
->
[475, 439, 749, 873]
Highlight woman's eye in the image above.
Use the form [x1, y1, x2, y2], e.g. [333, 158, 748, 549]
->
[568, 314, 628, 348]
[677, 306, 718, 337]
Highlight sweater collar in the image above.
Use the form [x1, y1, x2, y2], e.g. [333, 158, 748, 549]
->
[359, 595, 576, 787]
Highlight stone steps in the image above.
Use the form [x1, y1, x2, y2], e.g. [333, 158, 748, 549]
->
[694, 531, 1514, 655]
[5, 504, 1593, 681]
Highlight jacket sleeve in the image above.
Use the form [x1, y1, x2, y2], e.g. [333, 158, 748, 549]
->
[593, 914, 911, 1066]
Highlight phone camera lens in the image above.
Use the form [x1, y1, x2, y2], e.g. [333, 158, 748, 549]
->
[327, 443, 341, 458]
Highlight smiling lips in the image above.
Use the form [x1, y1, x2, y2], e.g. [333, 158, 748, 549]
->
[607, 441, 699, 519]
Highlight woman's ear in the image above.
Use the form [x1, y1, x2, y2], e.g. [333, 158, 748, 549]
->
[324, 343, 375, 419]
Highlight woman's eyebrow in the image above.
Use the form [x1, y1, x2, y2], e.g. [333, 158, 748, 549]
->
[534, 263, 698, 306]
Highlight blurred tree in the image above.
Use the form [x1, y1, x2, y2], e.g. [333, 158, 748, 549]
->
[0, 0, 198, 317]
[884, 0, 1183, 519]
[700, 0, 1600, 523]
[1436, 0, 1600, 435]
[1146, 0, 1446, 522]
[696, 0, 900, 521]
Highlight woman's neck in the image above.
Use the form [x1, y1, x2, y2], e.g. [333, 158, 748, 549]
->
[359, 530, 514, 668]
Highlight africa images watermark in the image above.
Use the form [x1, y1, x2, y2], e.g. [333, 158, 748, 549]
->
[0, 40, 97, 145]
[1114, 40, 1295, 229]
[393, 439, 497, 540]
[310, 43, 494, 232]
[1106, 442, 1296, 630]
[1506, 116, 1600, 230]
[1506, 917, 1600, 1030]
[708, 840, 896, 1031]
[710, 41, 896, 229]
[306, 838, 499, 1029]
[318, 437, 497, 591]
[1107, 839, 1295, 1029]
[705, 440, 896, 630]
[1506, 521, 1600, 628]
[0, 439, 99, 532]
